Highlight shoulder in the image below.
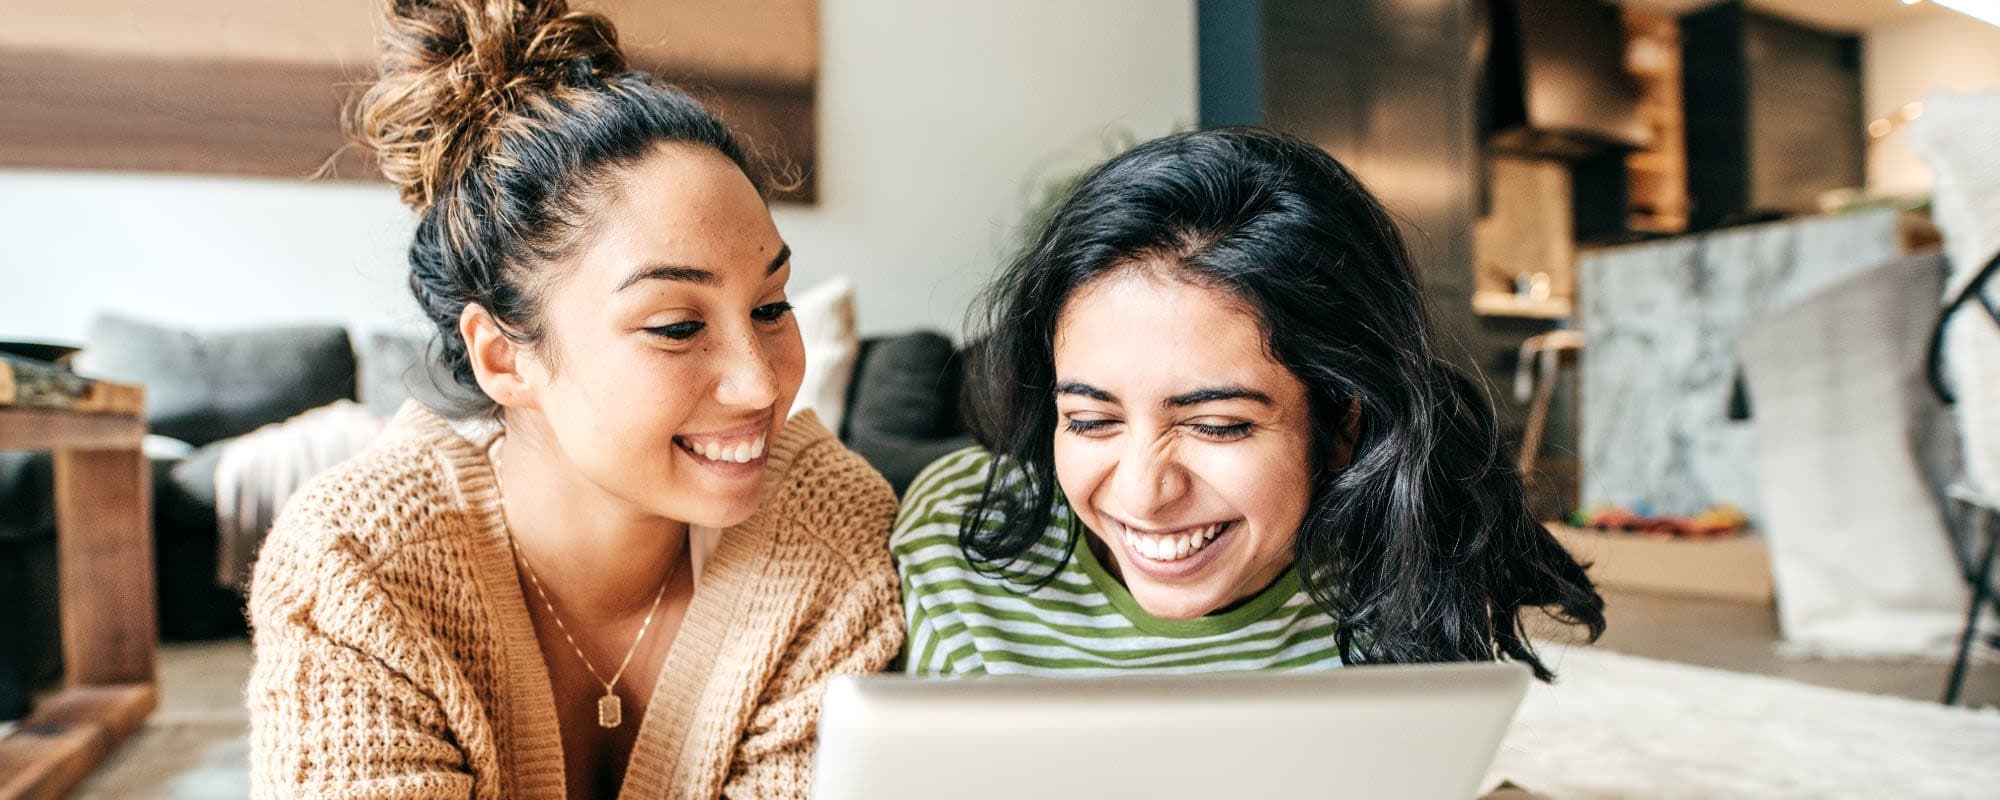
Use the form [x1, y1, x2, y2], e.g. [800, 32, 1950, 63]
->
[759, 411, 900, 582]
[892, 446, 1023, 556]
[251, 403, 494, 637]
[902, 446, 996, 507]
[893, 447, 995, 531]
[263, 402, 489, 566]
[890, 447, 1014, 595]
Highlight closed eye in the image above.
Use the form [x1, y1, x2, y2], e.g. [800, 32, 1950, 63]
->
[1189, 421, 1253, 440]
[752, 301, 794, 323]
[647, 321, 705, 341]
[1063, 418, 1119, 436]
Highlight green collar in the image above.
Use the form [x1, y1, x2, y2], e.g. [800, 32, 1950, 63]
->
[1070, 524, 1305, 638]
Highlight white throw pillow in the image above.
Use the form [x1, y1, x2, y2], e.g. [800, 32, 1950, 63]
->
[787, 277, 861, 434]
[1911, 91, 2000, 503]
[1912, 91, 2000, 299]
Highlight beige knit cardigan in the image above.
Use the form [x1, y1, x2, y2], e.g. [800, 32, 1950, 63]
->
[247, 402, 903, 799]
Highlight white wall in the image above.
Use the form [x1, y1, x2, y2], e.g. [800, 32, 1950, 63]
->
[1864, 7, 2000, 197]
[776, 0, 1195, 340]
[0, 0, 1196, 345]
[0, 171, 419, 343]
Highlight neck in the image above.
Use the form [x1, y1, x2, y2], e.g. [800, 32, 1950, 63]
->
[493, 416, 686, 621]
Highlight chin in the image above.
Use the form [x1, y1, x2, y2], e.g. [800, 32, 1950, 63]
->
[682, 500, 759, 530]
[659, 486, 764, 530]
[1129, 584, 1227, 621]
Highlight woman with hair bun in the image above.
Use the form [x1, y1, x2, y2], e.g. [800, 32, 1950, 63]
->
[245, 1, 901, 797]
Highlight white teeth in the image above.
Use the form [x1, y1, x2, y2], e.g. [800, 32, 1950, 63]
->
[682, 433, 769, 464]
[1123, 521, 1228, 562]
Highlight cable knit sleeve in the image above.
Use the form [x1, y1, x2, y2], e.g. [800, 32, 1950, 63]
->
[246, 502, 486, 800]
[718, 440, 905, 799]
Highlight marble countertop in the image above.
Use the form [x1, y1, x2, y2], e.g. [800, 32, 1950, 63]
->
[1577, 208, 1902, 519]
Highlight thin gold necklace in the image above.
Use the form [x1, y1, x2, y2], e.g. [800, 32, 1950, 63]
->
[492, 438, 672, 729]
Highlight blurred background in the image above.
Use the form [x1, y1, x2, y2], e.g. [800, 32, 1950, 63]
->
[2, 0, 1998, 796]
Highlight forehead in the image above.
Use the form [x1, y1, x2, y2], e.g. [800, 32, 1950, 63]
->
[1053, 266, 1289, 391]
[570, 143, 780, 289]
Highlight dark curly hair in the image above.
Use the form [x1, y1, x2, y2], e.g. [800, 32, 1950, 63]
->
[960, 126, 1604, 681]
[351, 0, 762, 412]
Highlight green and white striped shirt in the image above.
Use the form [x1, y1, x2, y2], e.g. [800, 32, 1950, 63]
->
[892, 447, 1347, 676]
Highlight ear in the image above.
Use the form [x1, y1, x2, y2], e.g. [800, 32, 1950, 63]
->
[460, 304, 539, 410]
[1325, 397, 1364, 472]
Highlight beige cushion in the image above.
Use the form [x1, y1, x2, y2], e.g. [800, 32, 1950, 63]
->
[787, 277, 861, 434]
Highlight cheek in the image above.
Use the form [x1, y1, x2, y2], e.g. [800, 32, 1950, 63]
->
[772, 328, 807, 402]
[583, 340, 692, 409]
[1210, 435, 1316, 536]
[1052, 434, 1109, 513]
[566, 350, 705, 454]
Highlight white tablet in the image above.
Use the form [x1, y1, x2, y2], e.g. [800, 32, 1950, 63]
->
[812, 661, 1530, 800]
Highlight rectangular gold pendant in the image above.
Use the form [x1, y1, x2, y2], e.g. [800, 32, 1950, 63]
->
[597, 692, 622, 728]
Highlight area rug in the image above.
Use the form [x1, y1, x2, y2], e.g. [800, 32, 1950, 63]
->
[58, 641, 2000, 798]
[1487, 645, 2000, 798]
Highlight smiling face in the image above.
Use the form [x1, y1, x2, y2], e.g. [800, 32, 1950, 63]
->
[1051, 264, 1318, 620]
[506, 142, 804, 529]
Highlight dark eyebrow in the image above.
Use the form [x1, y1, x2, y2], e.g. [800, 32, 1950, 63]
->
[1055, 381, 1117, 403]
[1166, 386, 1273, 408]
[616, 264, 717, 291]
[766, 244, 791, 276]
[614, 243, 791, 292]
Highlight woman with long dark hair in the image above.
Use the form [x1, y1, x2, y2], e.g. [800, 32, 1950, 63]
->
[247, 1, 901, 796]
[894, 127, 1602, 678]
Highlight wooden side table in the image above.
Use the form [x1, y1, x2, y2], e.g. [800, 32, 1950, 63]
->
[0, 356, 157, 800]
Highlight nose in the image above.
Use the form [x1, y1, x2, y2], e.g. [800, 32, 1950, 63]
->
[1108, 438, 1189, 520]
[712, 324, 780, 411]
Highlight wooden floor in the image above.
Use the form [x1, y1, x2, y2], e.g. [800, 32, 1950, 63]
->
[1587, 588, 1998, 706]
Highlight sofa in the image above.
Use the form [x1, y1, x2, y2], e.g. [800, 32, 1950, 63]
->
[0, 314, 972, 720]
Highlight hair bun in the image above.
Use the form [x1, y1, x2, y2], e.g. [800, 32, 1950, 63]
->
[352, 0, 628, 210]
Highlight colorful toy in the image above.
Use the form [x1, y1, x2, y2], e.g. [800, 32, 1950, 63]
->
[1566, 503, 1747, 538]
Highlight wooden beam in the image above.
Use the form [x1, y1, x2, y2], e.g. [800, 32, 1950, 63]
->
[0, 46, 370, 181]
[0, 45, 816, 201]
[0, 683, 157, 800]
